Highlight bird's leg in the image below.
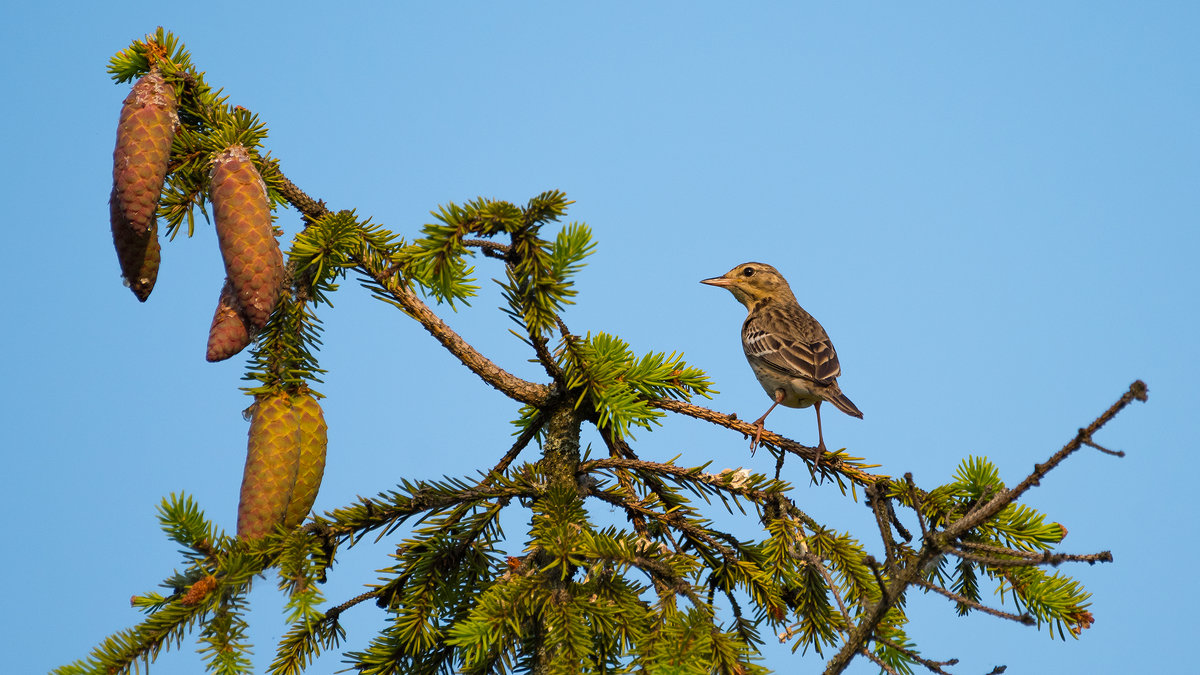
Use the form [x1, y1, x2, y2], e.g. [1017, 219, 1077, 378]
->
[813, 400, 828, 474]
[814, 400, 827, 453]
[750, 389, 785, 454]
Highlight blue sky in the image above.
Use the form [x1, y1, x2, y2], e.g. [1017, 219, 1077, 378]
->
[2, 2, 1196, 673]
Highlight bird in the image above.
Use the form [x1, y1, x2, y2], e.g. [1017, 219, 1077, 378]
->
[701, 262, 862, 455]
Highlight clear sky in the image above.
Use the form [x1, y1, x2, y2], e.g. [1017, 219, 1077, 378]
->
[3, 2, 1196, 673]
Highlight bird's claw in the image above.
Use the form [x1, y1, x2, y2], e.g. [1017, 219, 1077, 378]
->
[749, 422, 765, 455]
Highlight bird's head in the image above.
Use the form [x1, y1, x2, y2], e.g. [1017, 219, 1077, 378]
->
[701, 262, 796, 309]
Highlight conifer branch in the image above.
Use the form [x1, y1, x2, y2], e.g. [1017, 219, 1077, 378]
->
[356, 246, 552, 406]
[646, 396, 883, 486]
[276, 170, 554, 407]
[822, 382, 1145, 674]
[941, 380, 1146, 541]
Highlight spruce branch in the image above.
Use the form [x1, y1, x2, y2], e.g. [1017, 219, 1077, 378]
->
[940, 380, 1146, 542]
[647, 396, 884, 489]
[820, 381, 1146, 674]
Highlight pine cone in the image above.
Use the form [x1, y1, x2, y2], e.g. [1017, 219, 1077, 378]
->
[109, 188, 161, 302]
[111, 71, 178, 235]
[237, 392, 301, 540]
[205, 278, 253, 362]
[282, 392, 328, 529]
[210, 145, 283, 330]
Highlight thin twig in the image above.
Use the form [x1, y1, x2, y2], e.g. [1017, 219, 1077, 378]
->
[871, 633, 958, 675]
[323, 589, 382, 623]
[1082, 438, 1125, 457]
[950, 545, 1113, 568]
[905, 473, 931, 541]
[461, 238, 511, 260]
[860, 648, 902, 675]
[912, 579, 1035, 625]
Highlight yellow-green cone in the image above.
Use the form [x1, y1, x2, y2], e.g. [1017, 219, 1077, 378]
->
[206, 278, 253, 362]
[109, 187, 161, 301]
[282, 392, 328, 528]
[209, 145, 283, 330]
[112, 71, 178, 235]
[237, 392, 301, 540]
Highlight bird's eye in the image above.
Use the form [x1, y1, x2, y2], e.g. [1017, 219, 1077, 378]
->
[742, 267, 755, 277]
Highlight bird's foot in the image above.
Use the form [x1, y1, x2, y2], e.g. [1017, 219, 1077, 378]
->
[749, 422, 766, 455]
[812, 441, 828, 482]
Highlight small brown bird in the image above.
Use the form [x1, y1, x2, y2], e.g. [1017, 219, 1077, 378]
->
[702, 262, 862, 453]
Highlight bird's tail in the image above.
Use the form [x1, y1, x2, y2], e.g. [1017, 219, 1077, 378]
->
[827, 390, 863, 419]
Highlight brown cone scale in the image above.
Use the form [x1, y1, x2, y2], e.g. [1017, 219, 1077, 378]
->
[237, 393, 302, 540]
[109, 188, 161, 301]
[210, 145, 283, 330]
[112, 71, 178, 236]
[206, 278, 253, 362]
[282, 393, 328, 529]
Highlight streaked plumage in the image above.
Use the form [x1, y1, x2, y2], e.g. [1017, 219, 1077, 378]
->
[702, 262, 862, 453]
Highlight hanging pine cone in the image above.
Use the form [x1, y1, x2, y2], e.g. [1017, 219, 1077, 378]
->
[109, 187, 161, 302]
[109, 71, 177, 300]
[112, 70, 177, 235]
[205, 278, 254, 362]
[282, 392, 328, 529]
[210, 145, 283, 330]
[237, 392, 301, 540]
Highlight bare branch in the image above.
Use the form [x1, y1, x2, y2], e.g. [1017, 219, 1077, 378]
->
[943, 381, 1146, 540]
[951, 542, 1114, 568]
[912, 578, 1036, 626]
[822, 382, 1145, 674]
[354, 247, 552, 407]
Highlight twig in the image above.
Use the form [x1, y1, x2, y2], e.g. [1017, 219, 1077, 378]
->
[1082, 438, 1125, 457]
[871, 633, 958, 675]
[804, 553, 854, 631]
[488, 407, 551, 480]
[866, 484, 900, 573]
[323, 589, 381, 623]
[912, 579, 1035, 625]
[943, 381, 1147, 541]
[584, 457, 777, 502]
[950, 544, 1113, 568]
[461, 238, 511, 260]
[905, 473, 931, 541]
[860, 648, 902, 675]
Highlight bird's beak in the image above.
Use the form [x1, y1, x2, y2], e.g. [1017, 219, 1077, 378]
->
[700, 275, 731, 287]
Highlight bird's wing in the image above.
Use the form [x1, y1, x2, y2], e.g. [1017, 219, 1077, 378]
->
[742, 308, 842, 384]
